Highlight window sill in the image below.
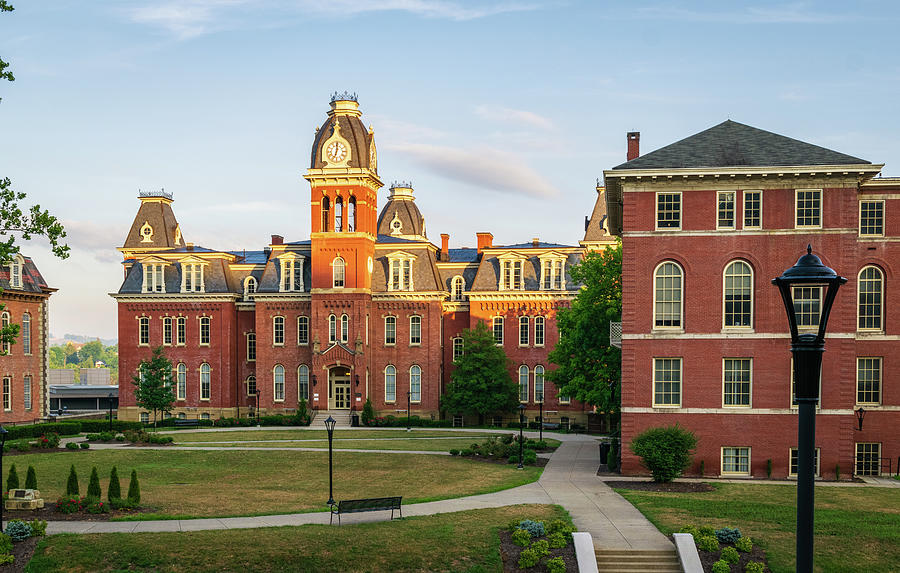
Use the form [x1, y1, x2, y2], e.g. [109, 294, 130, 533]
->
[722, 404, 752, 409]
[651, 405, 682, 409]
[721, 328, 754, 333]
[199, 398, 210, 402]
[409, 343, 421, 347]
[650, 328, 684, 334]
[385, 343, 396, 347]
[199, 343, 210, 347]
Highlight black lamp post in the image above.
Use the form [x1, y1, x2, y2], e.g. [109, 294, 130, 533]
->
[517, 404, 526, 470]
[406, 391, 411, 432]
[772, 245, 845, 573]
[855, 407, 866, 432]
[324, 415, 336, 507]
[0, 425, 7, 532]
[256, 389, 261, 427]
[108, 392, 114, 431]
[538, 397, 544, 442]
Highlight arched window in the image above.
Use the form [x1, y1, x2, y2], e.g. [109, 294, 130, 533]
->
[385, 365, 396, 402]
[723, 261, 753, 328]
[298, 365, 310, 401]
[246, 332, 256, 361]
[139, 316, 150, 345]
[518, 316, 529, 346]
[450, 276, 465, 301]
[1, 312, 10, 354]
[534, 365, 545, 403]
[410, 365, 422, 402]
[22, 312, 31, 355]
[328, 314, 337, 343]
[333, 257, 345, 288]
[335, 196, 344, 232]
[178, 412, 187, 420]
[297, 316, 309, 345]
[654, 262, 683, 328]
[246, 375, 257, 396]
[384, 316, 396, 345]
[176, 317, 186, 345]
[348, 196, 356, 232]
[244, 276, 257, 297]
[200, 363, 211, 400]
[177, 363, 186, 400]
[163, 317, 173, 345]
[409, 315, 421, 345]
[340, 314, 349, 343]
[321, 196, 330, 232]
[518, 365, 529, 402]
[274, 364, 285, 401]
[273, 316, 285, 345]
[858, 266, 884, 331]
[534, 316, 545, 346]
[199, 316, 211, 345]
[452, 337, 464, 361]
[492, 316, 504, 345]
[8, 255, 23, 289]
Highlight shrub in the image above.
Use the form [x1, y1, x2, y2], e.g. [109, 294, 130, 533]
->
[517, 519, 546, 538]
[697, 535, 719, 552]
[698, 525, 716, 537]
[630, 424, 697, 482]
[7, 464, 19, 491]
[0, 554, 13, 565]
[449, 449, 460, 456]
[110, 497, 139, 511]
[546, 519, 575, 537]
[87, 467, 102, 499]
[735, 536, 753, 552]
[716, 527, 742, 544]
[712, 560, 731, 573]
[115, 435, 125, 442]
[548, 532, 567, 549]
[65, 442, 78, 450]
[0, 533, 11, 554]
[531, 539, 550, 557]
[57, 495, 83, 514]
[534, 440, 548, 450]
[699, 459, 705, 476]
[4, 520, 32, 541]
[744, 562, 765, 573]
[38, 433, 60, 449]
[107, 466, 121, 501]
[511, 528, 531, 547]
[361, 398, 375, 426]
[15, 441, 30, 452]
[148, 434, 174, 444]
[460, 449, 474, 457]
[679, 524, 700, 538]
[501, 433, 514, 445]
[546, 556, 566, 573]
[721, 546, 740, 564]
[25, 465, 37, 490]
[127, 469, 141, 504]
[4, 422, 81, 440]
[99, 431, 115, 442]
[523, 449, 537, 465]
[517, 548, 541, 568]
[508, 454, 520, 464]
[607, 446, 617, 471]
[84, 499, 109, 514]
[79, 442, 90, 449]
[26, 519, 47, 537]
[66, 465, 79, 496]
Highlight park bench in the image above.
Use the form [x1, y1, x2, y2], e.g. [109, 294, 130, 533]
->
[330, 496, 402, 525]
[173, 419, 199, 429]
[541, 422, 560, 430]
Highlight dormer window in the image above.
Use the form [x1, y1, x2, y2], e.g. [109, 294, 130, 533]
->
[244, 276, 257, 297]
[8, 255, 23, 289]
[498, 254, 525, 291]
[142, 261, 166, 293]
[279, 254, 305, 292]
[450, 276, 466, 301]
[180, 260, 207, 293]
[332, 257, 345, 288]
[539, 254, 566, 290]
[387, 252, 415, 291]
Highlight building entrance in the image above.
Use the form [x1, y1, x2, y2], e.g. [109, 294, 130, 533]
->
[330, 368, 351, 410]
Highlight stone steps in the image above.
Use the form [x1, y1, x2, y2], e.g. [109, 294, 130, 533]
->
[595, 549, 682, 572]
[315, 410, 353, 428]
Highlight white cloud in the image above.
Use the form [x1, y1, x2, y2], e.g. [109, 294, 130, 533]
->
[300, 0, 541, 21]
[475, 105, 554, 130]
[635, 2, 857, 24]
[59, 219, 128, 263]
[387, 142, 559, 198]
[128, 1, 250, 39]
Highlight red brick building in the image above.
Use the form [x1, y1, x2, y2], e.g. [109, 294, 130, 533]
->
[1, 254, 55, 423]
[113, 95, 613, 425]
[604, 121, 899, 478]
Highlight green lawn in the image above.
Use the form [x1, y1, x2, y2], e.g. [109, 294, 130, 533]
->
[617, 483, 900, 573]
[171, 436, 559, 452]
[25, 505, 569, 573]
[164, 429, 505, 441]
[9, 449, 542, 519]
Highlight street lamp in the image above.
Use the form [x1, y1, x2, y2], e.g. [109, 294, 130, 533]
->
[538, 396, 544, 442]
[256, 389, 260, 427]
[108, 392, 114, 432]
[517, 404, 526, 470]
[406, 391, 411, 432]
[324, 416, 336, 507]
[772, 245, 845, 573]
[0, 426, 7, 533]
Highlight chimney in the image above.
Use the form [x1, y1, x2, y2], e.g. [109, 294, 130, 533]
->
[271, 234, 284, 245]
[476, 232, 493, 254]
[532, 237, 540, 247]
[440, 233, 449, 260]
[627, 131, 640, 161]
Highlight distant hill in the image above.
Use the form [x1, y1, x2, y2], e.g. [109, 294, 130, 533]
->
[50, 333, 117, 347]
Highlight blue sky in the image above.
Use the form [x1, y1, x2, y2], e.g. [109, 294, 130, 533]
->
[1, 1, 898, 340]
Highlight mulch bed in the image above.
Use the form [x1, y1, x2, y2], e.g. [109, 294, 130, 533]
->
[499, 530, 577, 572]
[0, 536, 40, 573]
[3, 505, 153, 522]
[604, 480, 715, 493]
[680, 536, 771, 573]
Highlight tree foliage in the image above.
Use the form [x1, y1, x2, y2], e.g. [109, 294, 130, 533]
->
[132, 346, 176, 426]
[630, 424, 698, 482]
[547, 243, 622, 413]
[440, 321, 518, 420]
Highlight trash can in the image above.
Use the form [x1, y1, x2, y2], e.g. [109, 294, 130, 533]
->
[599, 442, 610, 460]
[351, 413, 360, 427]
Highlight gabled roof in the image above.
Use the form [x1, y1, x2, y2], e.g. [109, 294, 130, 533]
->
[612, 120, 871, 170]
[503, 241, 575, 249]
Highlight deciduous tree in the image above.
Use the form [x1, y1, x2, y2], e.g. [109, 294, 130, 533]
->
[132, 346, 176, 427]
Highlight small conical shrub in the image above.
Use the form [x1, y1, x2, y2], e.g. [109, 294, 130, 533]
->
[127, 469, 141, 504]
[108, 466, 121, 501]
[87, 467, 102, 499]
[66, 464, 79, 496]
[25, 465, 37, 490]
[6, 464, 19, 491]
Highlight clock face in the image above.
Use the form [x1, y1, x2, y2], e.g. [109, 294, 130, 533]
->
[327, 141, 347, 163]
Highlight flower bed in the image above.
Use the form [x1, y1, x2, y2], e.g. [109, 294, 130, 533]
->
[678, 524, 771, 573]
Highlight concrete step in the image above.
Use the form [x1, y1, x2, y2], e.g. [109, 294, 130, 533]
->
[595, 549, 682, 573]
[316, 410, 354, 428]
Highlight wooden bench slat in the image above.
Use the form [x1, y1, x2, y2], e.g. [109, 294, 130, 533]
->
[330, 496, 402, 525]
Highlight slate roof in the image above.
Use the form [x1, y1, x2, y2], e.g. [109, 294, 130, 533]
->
[469, 251, 582, 292]
[0, 255, 51, 294]
[227, 250, 270, 264]
[446, 248, 480, 263]
[377, 197, 427, 239]
[502, 241, 575, 249]
[612, 120, 871, 170]
[376, 235, 419, 244]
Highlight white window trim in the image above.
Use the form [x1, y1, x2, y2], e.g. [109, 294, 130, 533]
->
[2, 377, 11, 411]
[198, 315, 211, 346]
[298, 365, 309, 401]
[856, 266, 884, 333]
[387, 252, 415, 291]
[297, 315, 310, 345]
[855, 356, 882, 406]
[0, 312, 9, 354]
[450, 275, 466, 301]
[141, 261, 167, 293]
[138, 316, 151, 346]
[652, 261, 684, 332]
[794, 188, 823, 229]
[743, 189, 763, 230]
[534, 365, 545, 404]
[497, 253, 526, 291]
[162, 317, 173, 346]
[21, 312, 31, 355]
[538, 253, 567, 291]
[273, 364, 285, 402]
[721, 357, 752, 408]
[23, 375, 32, 410]
[409, 315, 422, 346]
[176, 316, 187, 346]
[534, 316, 545, 347]
[722, 260, 754, 331]
[244, 276, 257, 297]
[652, 357, 682, 408]
[788, 447, 821, 477]
[859, 199, 885, 237]
[518, 316, 529, 347]
[8, 255, 24, 289]
[655, 191, 682, 231]
[279, 253, 306, 292]
[518, 365, 529, 403]
[176, 363, 187, 400]
[452, 337, 464, 361]
[721, 446, 751, 476]
[199, 363, 211, 401]
[409, 365, 422, 403]
[179, 258, 208, 293]
[492, 316, 504, 346]
[384, 315, 396, 346]
[716, 191, 736, 230]
[332, 256, 345, 289]
[340, 314, 349, 344]
[273, 316, 285, 346]
[384, 365, 397, 403]
[854, 442, 882, 476]
[246, 332, 256, 362]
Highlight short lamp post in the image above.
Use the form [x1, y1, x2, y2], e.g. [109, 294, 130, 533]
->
[406, 391, 411, 432]
[517, 404, 526, 470]
[0, 426, 7, 533]
[772, 245, 845, 573]
[107, 392, 114, 432]
[538, 396, 544, 442]
[256, 390, 261, 427]
[324, 416, 336, 507]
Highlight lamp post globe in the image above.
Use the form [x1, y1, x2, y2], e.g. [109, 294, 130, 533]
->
[772, 245, 845, 573]
[0, 425, 7, 532]
[324, 416, 337, 506]
[517, 404, 526, 470]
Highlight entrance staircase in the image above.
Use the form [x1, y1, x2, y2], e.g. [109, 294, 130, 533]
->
[595, 549, 682, 572]
[316, 409, 353, 428]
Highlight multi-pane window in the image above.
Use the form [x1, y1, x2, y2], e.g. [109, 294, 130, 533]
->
[534, 365, 544, 403]
[743, 191, 761, 228]
[855, 443, 881, 476]
[163, 317, 173, 345]
[857, 357, 881, 405]
[492, 317, 504, 345]
[858, 266, 883, 331]
[410, 365, 422, 402]
[534, 316, 545, 346]
[328, 314, 337, 344]
[0, 312, 9, 354]
[22, 312, 31, 355]
[199, 316, 210, 345]
[795, 189, 822, 227]
[385, 316, 396, 345]
[717, 191, 735, 229]
[181, 263, 205, 292]
[656, 193, 681, 229]
[499, 259, 524, 290]
[519, 316, 529, 346]
[246, 375, 256, 396]
[244, 276, 257, 297]
[450, 276, 465, 301]
[2, 377, 9, 410]
[859, 200, 884, 236]
[200, 363, 211, 400]
[177, 317, 186, 345]
[340, 314, 349, 344]
[452, 337, 464, 361]
[409, 316, 421, 345]
[789, 447, 821, 477]
[273, 364, 285, 401]
[541, 259, 564, 290]
[297, 316, 309, 345]
[140, 412, 150, 423]
[388, 257, 413, 291]
[385, 365, 396, 402]
[298, 365, 309, 401]
[280, 257, 304, 292]
[332, 257, 345, 288]
[23, 375, 32, 410]
[722, 447, 750, 475]
[139, 317, 150, 345]
[653, 358, 682, 407]
[518, 365, 529, 402]
[654, 262, 683, 328]
[177, 363, 186, 399]
[8, 257, 22, 289]
[246, 333, 256, 362]
[723, 261, 753, 328]
[723, 358, 751, 407]
[792, 286, 821, 329]
[273, 316, 285, 345]
[142, 263, 165, 293]
[558, 389, 570, 404]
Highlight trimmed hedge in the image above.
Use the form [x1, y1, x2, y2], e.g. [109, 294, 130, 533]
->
[79, 420, 143, 432]
[368, 415, 452, 428]
[4, 423, 82, 440]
